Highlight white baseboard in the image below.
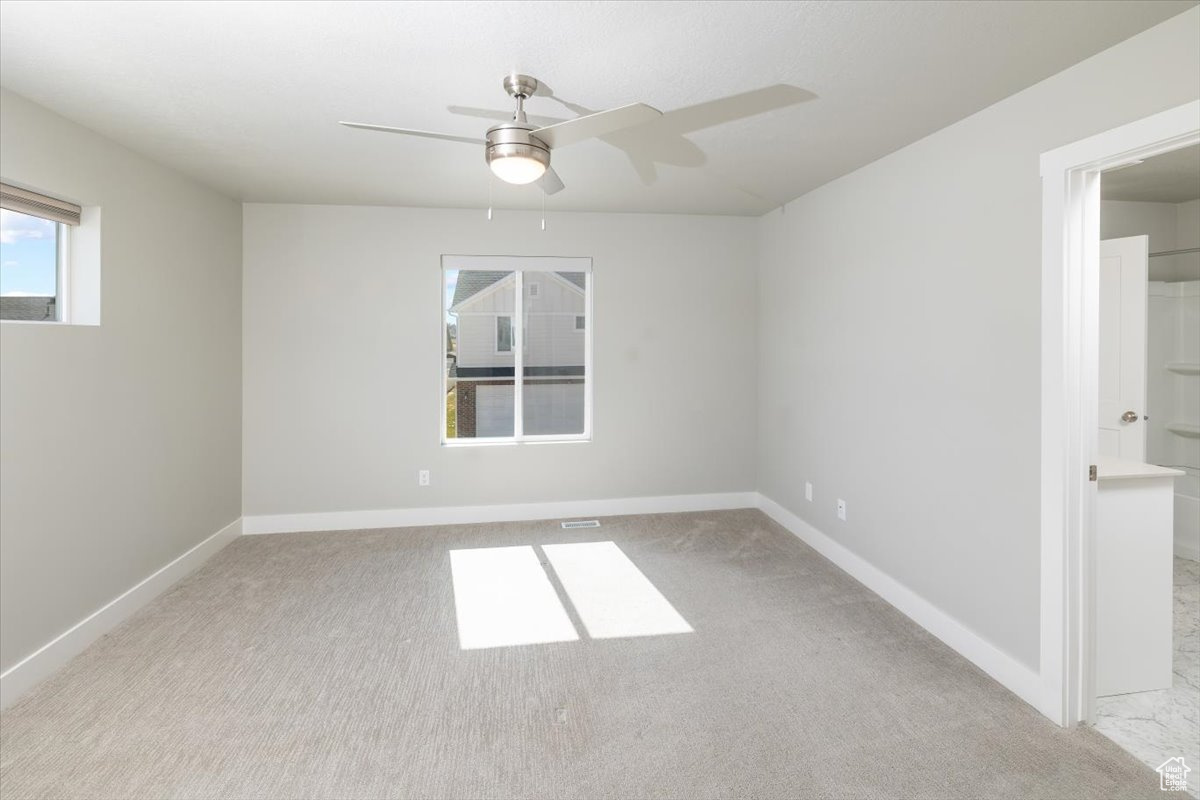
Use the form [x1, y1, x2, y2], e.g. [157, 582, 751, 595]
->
[242, 491, 759, 535]
[755, 493, 1048, 718]
[0, 517, 242, 710]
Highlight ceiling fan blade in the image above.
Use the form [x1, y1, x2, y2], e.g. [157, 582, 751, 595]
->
[533, 103, 661, 149]
[447, 106, 566, 128]
[538, 166, 565, 195]
[658, 84, 815, 135]
[339, 121, 484, 145]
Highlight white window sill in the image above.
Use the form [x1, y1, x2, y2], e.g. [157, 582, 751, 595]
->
[442, 437, 592, 448]
[0, 319, 98, 327]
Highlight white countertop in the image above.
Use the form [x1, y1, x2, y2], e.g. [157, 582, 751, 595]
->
[1096, 455, 1185, 481]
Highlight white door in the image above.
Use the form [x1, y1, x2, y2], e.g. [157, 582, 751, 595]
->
[1097, 236, 1149, 461]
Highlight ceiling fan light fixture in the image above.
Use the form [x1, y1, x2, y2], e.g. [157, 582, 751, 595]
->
[485, 122, 550, 185]
[340, 72, 681, 198]
[489, 151, 548, 184]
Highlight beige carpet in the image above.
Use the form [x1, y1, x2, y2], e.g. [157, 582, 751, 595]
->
[0, 509, 1162, 799]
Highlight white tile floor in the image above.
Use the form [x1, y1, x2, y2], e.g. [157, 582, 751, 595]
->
[1095, 557, 1200, 798]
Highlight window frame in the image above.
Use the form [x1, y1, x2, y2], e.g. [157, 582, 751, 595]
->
[54, 220, 69, 321]
[441, 255, 592, 447]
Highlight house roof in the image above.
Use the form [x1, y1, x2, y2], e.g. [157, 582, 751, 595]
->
[451, 271, 584, 308]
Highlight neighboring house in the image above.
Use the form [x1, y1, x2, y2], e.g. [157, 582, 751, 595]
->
[449, 270, 585, 437]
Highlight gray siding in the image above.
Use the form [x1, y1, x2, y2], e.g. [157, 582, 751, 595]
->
[454, 272, 585, 369]
[456, 314, 516, 369]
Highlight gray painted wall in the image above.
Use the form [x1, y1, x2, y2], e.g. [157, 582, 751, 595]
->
[756, 7, 1200, 670]
[242, 204, 757, 515]
[0, 89, 242, 671]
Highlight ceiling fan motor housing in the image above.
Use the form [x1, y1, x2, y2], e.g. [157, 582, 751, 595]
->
[484, 122, 550, 171]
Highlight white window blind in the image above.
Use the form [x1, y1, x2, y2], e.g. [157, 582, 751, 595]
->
[0, 183, 81, 226]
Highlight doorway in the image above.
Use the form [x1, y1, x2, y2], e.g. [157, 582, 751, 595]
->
[1091, 145, 1199, 797]
[1038, 100, 1198, 737]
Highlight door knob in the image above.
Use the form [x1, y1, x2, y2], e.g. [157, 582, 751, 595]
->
[1121, 410, 1138, 423]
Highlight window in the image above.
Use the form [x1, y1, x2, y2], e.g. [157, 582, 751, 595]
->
[495, 315, 513, 353]
[0, 184, 81, 323]
[443, 255, 591, 443]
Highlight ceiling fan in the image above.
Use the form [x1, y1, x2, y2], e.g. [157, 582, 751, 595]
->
[340, 74, 814, 196]
[340, 73, 662, 195]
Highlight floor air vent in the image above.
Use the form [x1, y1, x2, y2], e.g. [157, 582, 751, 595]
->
[561, 520, 601, 529]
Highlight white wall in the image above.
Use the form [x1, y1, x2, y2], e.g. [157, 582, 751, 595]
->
[1179, 197, 1200, 250]
[1102, 199, 1200, 281]
[1148, 281, 1200, 549]
[756, 8, 1200, 670]
[242, 205, 757, 516]
[1101, 200, 1177, 251]
[1149, 281, 1177, 471]
[0, 89, 242, 672]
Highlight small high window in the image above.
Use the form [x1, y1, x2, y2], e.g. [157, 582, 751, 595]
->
[0, 184, 81, 323]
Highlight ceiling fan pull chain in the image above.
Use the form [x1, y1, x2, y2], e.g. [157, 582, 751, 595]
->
[487, 172, 493, 221]
[541, 189, 546, 231]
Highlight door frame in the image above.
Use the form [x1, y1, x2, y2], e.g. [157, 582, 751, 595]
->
[1038, 100, 1199, 727]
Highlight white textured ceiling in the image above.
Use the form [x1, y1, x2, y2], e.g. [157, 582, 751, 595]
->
[0, 0, 1195, 215]
[1102, 145, 1200, 204]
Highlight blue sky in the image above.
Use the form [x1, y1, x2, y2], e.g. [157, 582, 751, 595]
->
[0, 209, 57, 296]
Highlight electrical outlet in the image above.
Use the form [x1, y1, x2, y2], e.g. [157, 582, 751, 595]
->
[837, 499, 847, 521]
[805, 482, 813, 502]
[418, 469, 430, 486]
